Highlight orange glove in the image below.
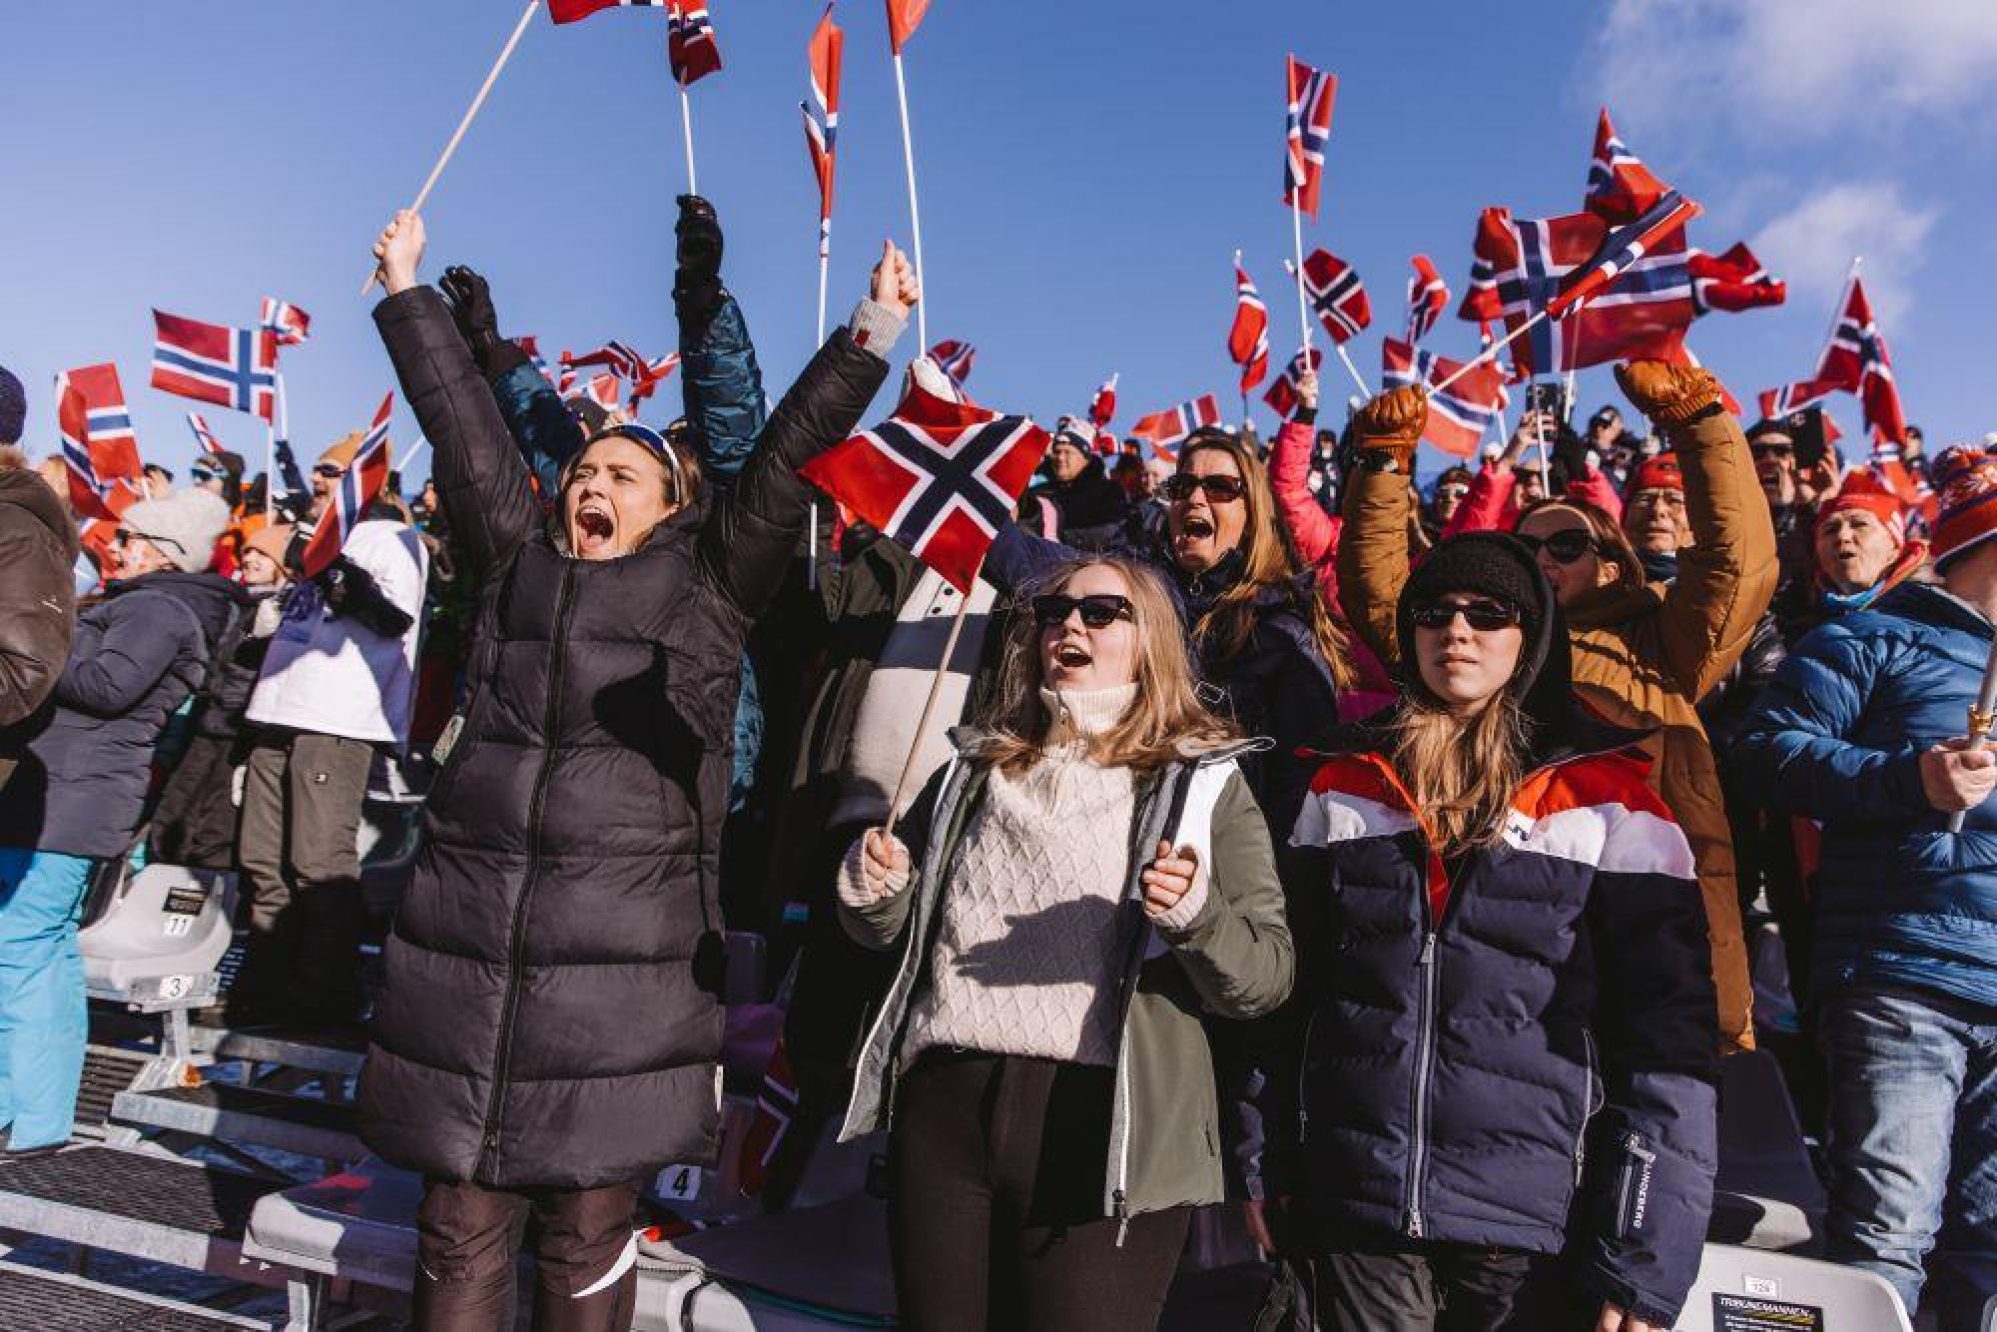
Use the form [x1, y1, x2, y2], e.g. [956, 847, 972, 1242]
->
[1348, 385, 1428, 467]
[1615, 360, 1725, 427]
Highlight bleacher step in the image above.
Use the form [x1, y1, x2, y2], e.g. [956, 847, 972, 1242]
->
[75, 1045, 151, 1136]
[0, 1259, 270, 1329]
[111, 1083, 365, 1163]
[188, 1025, 367, 1080]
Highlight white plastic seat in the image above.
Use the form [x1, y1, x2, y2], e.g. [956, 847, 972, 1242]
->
[79, 862, 236, 1011]
[1675, 1243, 1911, 1331]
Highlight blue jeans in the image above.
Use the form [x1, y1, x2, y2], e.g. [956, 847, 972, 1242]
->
[0, 849, 93, 1150]
[1818, 983, 1997, 1330]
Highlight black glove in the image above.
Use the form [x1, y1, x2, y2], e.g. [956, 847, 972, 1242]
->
[316, 555, 414, 639]
[439, 264, 507, 374]
[674, 194, 726, 335]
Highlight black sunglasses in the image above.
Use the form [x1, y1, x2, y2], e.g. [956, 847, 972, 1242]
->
[1160, 473, 1247, 504]
[112, 529, 185, 555]
[1749, 442, 1795, 460]
[1032, 593, 1134, 630]
[1409, 598, 1522, 632]
[1515, 528, 1598, 565]
[313, 462, 345, 478]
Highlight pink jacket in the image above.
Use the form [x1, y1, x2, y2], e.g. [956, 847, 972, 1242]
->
[1442, 459, 1624, 538]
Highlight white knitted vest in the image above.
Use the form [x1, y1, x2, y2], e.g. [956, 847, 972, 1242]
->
[901, 683, 1139, 1069]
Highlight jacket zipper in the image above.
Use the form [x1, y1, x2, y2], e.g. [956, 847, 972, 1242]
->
[1295, 1009, 1319, 1143]
[1575, 1029, 1599, 1186]
[475, 560, 577, 1179]
[1615, 1131, 1658, 1239]
[1404, 928, 1440, 1238]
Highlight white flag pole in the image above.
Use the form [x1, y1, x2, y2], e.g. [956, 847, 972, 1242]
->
[1334, 342, 1371, 400]
[1289, 193, 1312, 356]
[266, 373, 282, 519]
[679, 82, 699, 195]
[395, 435, 430, 475]
[362, 0, 541, 295]
[884, 558, 984, 838]
[809, 228, 828, 591]
[1430, 306, 1551, 397]
[891, 51, 929, 349]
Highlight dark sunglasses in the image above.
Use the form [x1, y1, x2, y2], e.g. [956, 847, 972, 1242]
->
[1515, 528, 1598, 565]
[1408, 598, 1522, 632]
[1749, 442, 1795, 461]
[1031, 593, 1134, 629]
[1160, 473, 1247, 504]
[313, 462, 345, 479]
[112, 529, 184, 555]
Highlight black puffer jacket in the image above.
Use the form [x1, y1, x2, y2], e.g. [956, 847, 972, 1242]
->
[0, 571, 244, 859]
[358, 287, 888, 1190]
[0, 468, 78, 789]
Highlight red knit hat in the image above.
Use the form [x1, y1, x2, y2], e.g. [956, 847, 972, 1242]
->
[1816, 469, 1907, 547]
[1931, 446, 1997, 572]
[1627, 453, 1683, 494]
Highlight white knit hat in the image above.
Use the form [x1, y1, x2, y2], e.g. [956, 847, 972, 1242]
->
[120, 488, 231, 573]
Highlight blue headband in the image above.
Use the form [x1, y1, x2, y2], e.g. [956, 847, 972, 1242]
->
[583, 423, 687, 500]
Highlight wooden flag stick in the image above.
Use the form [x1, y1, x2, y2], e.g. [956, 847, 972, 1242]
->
[679, 82, 699, 195]
[361, 0, 541, 295]
[884, 560, 984, 838]
[891, 51, 929, 350]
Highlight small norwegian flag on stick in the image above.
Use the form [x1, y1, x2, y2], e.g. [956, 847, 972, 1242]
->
[56, 363, 142, 484]
[299, 394, 394, 578]
[802, 4, 843, 342]
[1229, 256, 1271, 394]
[1130, 394, 1222, 458]
[151, 311, 280, 424]
[1089, 373, 1118, 429]
[187, 413, 225, 457]
[58, 386, 122, 523]
[1263, 348, 1323, 419]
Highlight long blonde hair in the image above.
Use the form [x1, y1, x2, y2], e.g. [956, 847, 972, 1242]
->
[1178, 434, 1353, 689]
[1386, 692, 1531, 853]
[977, 556, 1238, 774]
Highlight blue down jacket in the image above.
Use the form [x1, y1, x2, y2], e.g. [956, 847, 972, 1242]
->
[489, 290, 768, 811]
[1277, 606, 1719, 1327]
[1732, 580, 1997, 1008]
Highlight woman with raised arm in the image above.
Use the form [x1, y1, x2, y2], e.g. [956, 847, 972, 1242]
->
[358, 210, 911, 1331]
[837, 555, 1294, 1332]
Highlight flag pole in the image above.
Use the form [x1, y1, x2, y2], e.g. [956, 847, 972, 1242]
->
[1430, 306, 1551, 396]
[891, 50, 929, 349]
[1334, 342, 1371, 399]
[266, 373, 282, 519]
[884, 558, 984, 838]
[809, 233, 829, 592]
[1288, 193, 1312, 355]
[361, 0, 541, 295]
[679, 82, 699, 195]
[1949, 646, 1997, 833]
[396, 435, 430, 475]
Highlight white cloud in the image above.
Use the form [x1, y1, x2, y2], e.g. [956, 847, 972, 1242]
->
[1750, 182, 1936, 327]
[1593, 0, 1997, 140]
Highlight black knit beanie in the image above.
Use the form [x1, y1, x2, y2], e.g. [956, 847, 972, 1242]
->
[1397, 532, 1551, 674]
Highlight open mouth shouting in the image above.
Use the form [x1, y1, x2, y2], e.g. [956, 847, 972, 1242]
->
[573, 501, 617, 556]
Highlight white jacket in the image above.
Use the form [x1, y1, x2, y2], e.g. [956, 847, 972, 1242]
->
[247, 520, 427, 745]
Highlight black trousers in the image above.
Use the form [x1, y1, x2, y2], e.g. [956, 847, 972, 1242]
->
[888, 1049, 1191, 1332]
[413, 1177, 641, 1331]
[1314, 1232, 1598, 1331]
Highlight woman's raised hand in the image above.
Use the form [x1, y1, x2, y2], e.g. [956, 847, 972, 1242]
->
[1142, 840, 1201, 919]
[861, 826, 912, 896]
[1295, 368, 1320, 414]
[870, 239, 921, 321]
[373, 210, 427, 297]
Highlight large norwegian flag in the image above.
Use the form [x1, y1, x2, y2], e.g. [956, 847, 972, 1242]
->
[1817, 276, 1908, 445]
[1229, 261, 1271, 392]
[887, 0, 931, 54]
[1459, 197, 1699, 377]
[299, 394, 394, 579]
[1294, 249, 1371, 344]
[57, 385, 124, 523]
[1380, 338, 1508, 458]
[802, 5, 843, 259]
[667, 0, 722, 87]
[1689, 242, 1787, 315]
[1263, 347, 1323, 418]
[55, 363, 143, 482]
[1282, 55, 1337, 219]
[1584, 107, 1667, 224]
[1089, 373, 1118, 429]
[1404, 254, 1449, 345]
[1130, 395, 1222, 453]
[259, 296, 312, 347]
[799, 382, 1049, 592]
[152, 311, 279, 424]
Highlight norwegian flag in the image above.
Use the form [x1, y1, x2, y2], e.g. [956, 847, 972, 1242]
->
[928, 339, 977, 387]
[1817, 276, 1908, 445]
[1758, 380, 1839, 420]
[151, 311, 279, 424]
[737, 1036, 801, 1198]
[1282, 55, 1337, 219]
[186, 413, 225, 457]
[887, 0, 931, 54]
[1130, 395, 1223, 453]
[1380, 338, 1509, 458]
[55, 363, 142, 483]
[564, 341, 647, 379]
[1263, 347, 1324, 418]
[1547, 190, 1702, 319]
[549, 0, 668, 21]
[627, 353, 682, 409]
[569, 374, 624, 412]
[1404, 255, 1449, 345]
[1228, 261, 1271, 392]
[259, 296, 312, 347]
[667, 0, 721, 86]
[1089, 373, 1118, 429]
[1292, 249, 1371, 344]
[1461, 200, 1698, 377]
[1584, 107, 1667, 224]
[802, 5, 842, 259]
[514, 334, 553, 382]
[58, 386, 122, 523]
[299, 394, 394, 579]
[1689, 242, 1787, 315]
[799, 381, 1049, 593]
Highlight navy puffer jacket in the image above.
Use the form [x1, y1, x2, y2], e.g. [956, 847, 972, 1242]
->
[1732, 580, 1997, 1008]
[1279, 602, 1719, 1327]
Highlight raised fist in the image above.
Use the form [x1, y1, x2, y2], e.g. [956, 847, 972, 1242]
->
[1616, 360, 1724, 427]
[1348, 384, 1428, 464]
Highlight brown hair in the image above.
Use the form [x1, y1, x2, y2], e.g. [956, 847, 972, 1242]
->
[1178, 433, 1353, 688]
[558, 430, 702, 512]
[976, 556, 1238, 774]
[1387, 686, 1531, 853]
[1514, 496, 1647, 594]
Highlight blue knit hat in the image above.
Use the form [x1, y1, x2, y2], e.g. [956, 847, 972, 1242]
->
[0, 365, 24, 445]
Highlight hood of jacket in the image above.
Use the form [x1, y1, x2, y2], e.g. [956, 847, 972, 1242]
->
[102, 569, 249, 645]
[0, 467, 79, 560]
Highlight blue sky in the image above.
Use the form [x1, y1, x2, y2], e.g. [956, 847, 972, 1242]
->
[4, 0, 1995, 487]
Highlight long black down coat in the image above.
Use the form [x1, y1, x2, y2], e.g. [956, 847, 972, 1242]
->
[359, 287, 887, 1190]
